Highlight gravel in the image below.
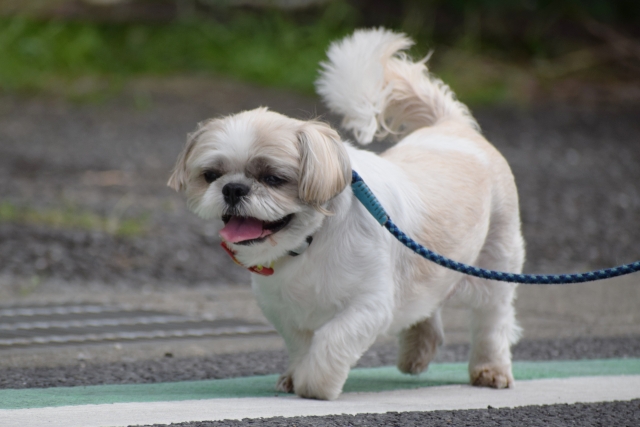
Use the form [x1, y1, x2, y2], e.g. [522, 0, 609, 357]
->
[477, 106, 640, 275]
[0, 80, 320, 288]
[1, 85, 639, 288]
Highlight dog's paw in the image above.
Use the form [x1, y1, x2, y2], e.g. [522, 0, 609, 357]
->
[470, 365, 514, 389]
[397, 355, 432, 375]
[397, 340, 438, 375]
[276, 373, 294, 393]
[397, 316, 443, 375]
[292, 356, 347, 400]
[293, 374, 341, 400]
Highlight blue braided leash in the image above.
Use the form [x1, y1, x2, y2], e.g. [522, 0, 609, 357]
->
[351, 170, 640, 284]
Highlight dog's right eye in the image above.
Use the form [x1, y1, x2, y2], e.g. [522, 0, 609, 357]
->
[202, 171, 220, 184]
[262, 175, 287, 187]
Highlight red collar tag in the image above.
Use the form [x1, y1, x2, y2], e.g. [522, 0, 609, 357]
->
[220, 241, 275, 276]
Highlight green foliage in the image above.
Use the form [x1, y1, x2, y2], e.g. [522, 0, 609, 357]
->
[0, 2, 357, 96]
[0, 0, 636, 103]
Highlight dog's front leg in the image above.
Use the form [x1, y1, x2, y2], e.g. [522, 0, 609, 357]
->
[275, 326, 313, 394]
[292, 295, 392, 400]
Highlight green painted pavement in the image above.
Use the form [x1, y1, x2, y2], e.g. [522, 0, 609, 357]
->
[1, 358, 639, 410]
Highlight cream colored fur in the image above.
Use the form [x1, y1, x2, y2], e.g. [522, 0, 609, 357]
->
[169, 28, 524, 400]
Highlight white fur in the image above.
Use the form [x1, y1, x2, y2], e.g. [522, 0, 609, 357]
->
[316, 29, 409, 144]
[316, 28, 478, 144]
[397, 129, 491, 166]
[170, 29, 525, 400]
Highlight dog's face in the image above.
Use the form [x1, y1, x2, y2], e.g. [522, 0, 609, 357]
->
[169, 108, 351, 266]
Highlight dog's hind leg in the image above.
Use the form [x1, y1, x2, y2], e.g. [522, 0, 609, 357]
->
[466, 281, 520, 389]
[397, 307, 444, 375]
[459, 225, 524, 389]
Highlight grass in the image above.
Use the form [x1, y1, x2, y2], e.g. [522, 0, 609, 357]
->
[0, 202, 148, 237]
[0, 4, 356, 99]
[0, 3, 538, 105]
[0, 3, 627, 106]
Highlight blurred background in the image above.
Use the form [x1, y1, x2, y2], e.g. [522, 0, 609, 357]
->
[2, 0, 640, 287]
[0, 0, 639, 372]
[1, 0, 639, 103]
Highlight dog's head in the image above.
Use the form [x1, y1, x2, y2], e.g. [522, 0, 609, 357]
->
[168, 108, 351, 266]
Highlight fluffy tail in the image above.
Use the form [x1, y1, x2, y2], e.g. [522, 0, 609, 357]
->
[316, 28, 478, 145]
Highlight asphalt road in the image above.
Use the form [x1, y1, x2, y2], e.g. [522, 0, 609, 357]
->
[143, 400, 640, 427]
[1, 78, 640, 426]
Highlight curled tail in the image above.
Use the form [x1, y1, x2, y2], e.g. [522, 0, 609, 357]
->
[316, 28, 478, 145]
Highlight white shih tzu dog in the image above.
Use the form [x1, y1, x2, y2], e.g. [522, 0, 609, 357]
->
[169, 29, 524, 400]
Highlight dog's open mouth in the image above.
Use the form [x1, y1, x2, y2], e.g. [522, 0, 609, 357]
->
[219, 214, 293, 245]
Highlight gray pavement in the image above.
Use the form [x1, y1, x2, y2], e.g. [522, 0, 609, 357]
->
[0, 274, 638, 372]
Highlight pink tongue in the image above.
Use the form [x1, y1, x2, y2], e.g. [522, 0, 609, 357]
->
[220, 217, 268, 243]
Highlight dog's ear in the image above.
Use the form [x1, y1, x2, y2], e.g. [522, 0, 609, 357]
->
[167, 121, 212, 192]
[297, 121, 351, 212]
[167, 141, 191, 192]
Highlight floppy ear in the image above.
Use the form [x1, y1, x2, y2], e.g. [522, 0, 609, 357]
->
[167, 141, 191, 192]
[297, 121, 351, 211]
[167, 122, 211, 192]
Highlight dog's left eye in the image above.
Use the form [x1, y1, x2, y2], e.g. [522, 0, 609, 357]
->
[202, 170, 221, 184]
[262, 175, 286, 187]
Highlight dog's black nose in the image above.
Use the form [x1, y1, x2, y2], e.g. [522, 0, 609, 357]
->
[222, 183, 250, 206]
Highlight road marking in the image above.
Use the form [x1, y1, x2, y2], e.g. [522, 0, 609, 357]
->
[0, 305, 122, 317]
[1, 375, 639, 427]
[0, 304, 276, 348]
[0, 325, 275, 346]
[2, 358, 639, 410]
[0, 315, 197, 330]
